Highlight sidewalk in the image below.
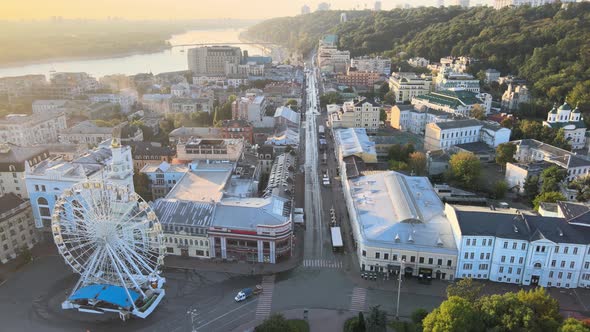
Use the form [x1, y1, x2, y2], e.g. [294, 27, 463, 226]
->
[0, 238, 58, 283]
[233, 308, 356, 332]
[163, 227, 304, 276]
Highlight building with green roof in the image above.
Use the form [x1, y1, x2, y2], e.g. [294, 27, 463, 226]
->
[544, 102, 587, 150]
[411, 89, 491, 117]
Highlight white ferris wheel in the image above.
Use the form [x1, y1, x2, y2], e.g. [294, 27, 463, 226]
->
[51, 180, 167, 320]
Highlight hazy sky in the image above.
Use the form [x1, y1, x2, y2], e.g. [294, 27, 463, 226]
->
[2, 0, 452, 20]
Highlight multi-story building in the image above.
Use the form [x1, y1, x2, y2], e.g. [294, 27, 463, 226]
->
[168, 127, 222, 144]
[26, 139, 134, 228]
[232, 95, 273, 128]
[176, 138, 244, 162]
[317, 35, 350, 74]
[424, 119, 511, 151]
[341, 170, 458, 279]
[447, 203, 590, 289]
[439, 56, 475, 73]
[126, 141, 175, 172]
[274, 106, 301, 129]
[45, 72, 99, 99]
[334, 128, 378, 164]
[504, 139, 590, 200]
[484, 69, 501, 83]
[435, 67, 480, 93]
[390, 105, 452, 135]
[141, 162, 188, 200]
[350, 56, 391, 76]
[388, 72, 432, 103]
[494, 0, 559, 9]
[407, 57, 430, 68]
[544, 102, 587, 150]
[374, 1, 382, 11]
[0, 75, 46, 101]
[220, 120, 254, 145]
[141, 94, 172, 114]
[452, 0, 470, 7]
[329, 99, 381, 131]
[501, 84, 530, 111]
[337, 68, 382, 87]
[0, 144, 49, 198]
[0, 194, 40, 263]
[87, 89, 138, 113]
[59, 121, 143, 146]
[187, 46, 242, 76]
[0, 113, 67, 147]
[32, 100, 69, 114]
[412, 89, 491, 117]
[169, 97, 214, 114]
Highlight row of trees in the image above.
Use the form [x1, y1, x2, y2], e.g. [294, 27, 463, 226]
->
[387, 143, 428, 176]
[420, 278, 590, 332]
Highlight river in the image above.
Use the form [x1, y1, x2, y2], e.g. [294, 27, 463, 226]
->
[0, 28, 268, 79]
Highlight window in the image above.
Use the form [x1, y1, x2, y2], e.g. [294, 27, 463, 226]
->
[558, 272, 563, 279]
[384, 253, 389, 260]
[561, 261, 566, 268]
[486, 253, 491, 259]
[501, 256, 506, 263]
[519, 257, 524, 264]
[410, 256, 416, 263]
[473, 239, 477, 246]
[466, 239, 471, 246]
[428, 258, 433, 265]
[521, 243, 526, 250]
[570, 261, 575, 269]
[549, 271, 554, 278]
[393, 254, 398, 261]
[375, 252, 380, 259]
[362, 250, 366, 257]
[564, 247, 569, 254]
[585, 262, 589, 269]
[574, 248, 578, 255]
[447, 260, 452, 267]
[517, 268, 521, 274]
[419, 257, 424, 263]
[464, 252, 469, 259]
[512, 242, 517, 250]
[510, 256, 515, 263]
[551, 260, 556, 267]
[555, 246, 560, 253]
[470, 253, 474, 259]
[567, 273, 572, 279]
[499, 267, 504, 273]
[438, 259, 442, 266]
[503, 241, 508, 249]
[482, 239, 486, 246]
[508, 267, 512, 274]
[402, 255, 406, 262]
[480, 253, 484, 259]
[167, 247, 174, 253]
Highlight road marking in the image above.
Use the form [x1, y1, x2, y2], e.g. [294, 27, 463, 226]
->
[194, 299, 257, 330]
[302, 259, 342, 269]
[350, 287, 367, 312]
[256, 275, 276, 319]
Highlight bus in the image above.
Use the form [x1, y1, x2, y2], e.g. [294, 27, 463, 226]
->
[331, 227, 343, 251]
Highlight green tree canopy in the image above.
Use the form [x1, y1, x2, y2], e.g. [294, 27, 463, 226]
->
[446, 278, 483, 303]
[407, 151, 427, 176]
[495, 143, 517, 170]
[540, 166, 567, 193]
[422, 296, 481, 332]
[449, 152, 481, 189]
[470, 104, 486, 120]
[533, 191, 566, 211]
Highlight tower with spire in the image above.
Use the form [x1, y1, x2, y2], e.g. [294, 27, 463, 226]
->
[543, 101, 587, 150]
[107, 125, 135, 192]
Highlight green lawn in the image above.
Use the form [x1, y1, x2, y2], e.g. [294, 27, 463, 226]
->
[287, 319, 310, 332]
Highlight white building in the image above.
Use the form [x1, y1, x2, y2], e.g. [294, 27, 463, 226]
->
[274, 106, 301, 129]
[374, 1, 382, 10]
[0, 194, 41, 263]
[317, 35, 350, 74]
[412, 89, 492, 117]
[334, 128, 378, 164]
[544, 102, 587, 150]
[390, 105, 452, 135]
[0, 113, 67, 147]
[141, 94, 172, 114]
[0, 144, 49, 198]
[328, 99, 381, 131]
[32, 100, 69, 114]
[407, 57, 430, 68]
[388, 72, 432, 103]
[232, 95, 273, 128]
[87, 89, 138, 113]
[26, 139, 134, 228]
[484, 69, 501, 83]
[342, 171, 458, 280]
[435, 67, 480, 93]
[59, 121, 143, 146]
[351, 56, 392, 76]
[447, 204, 590, 289]
[501, 84, 530, 112]
[187, 46, 242, 76]
[424, 119, 511, 151]
[494, 0, 559, 9]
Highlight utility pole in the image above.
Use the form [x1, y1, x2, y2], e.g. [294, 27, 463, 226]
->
[396, 259, 405, 320]
[187, 308, 198, 332]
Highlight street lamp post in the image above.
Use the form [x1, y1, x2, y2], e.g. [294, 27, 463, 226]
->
[187, 308, 198, 332]
[396, 259, 405, 320]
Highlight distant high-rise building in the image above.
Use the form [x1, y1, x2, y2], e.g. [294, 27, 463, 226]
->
[340, 13, 347, 23]
[317, 2, 331, 11]
[374, 1, 382, 10]
[301, 4, 311, 15]
[494, 0, 559, 9]
[187, 46, 242, 76]
[453, 0, 469, 7]
[437, 0, 445, 7]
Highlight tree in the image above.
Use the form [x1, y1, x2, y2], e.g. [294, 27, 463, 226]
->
[383, 91, 396, 105]
[492, 180, 508, 199]
[446, 278, 483, 303]
[533, 191, 566, 211]
[389, 160, 409, 172]
[133, 173, 153, 202]
[523, 175, 540, 204]
[319, 92, 343, 108]
[470, 104, 486, 120]
[540, 166, 567, 193]
[559, 318, 590, 332]
[380, 108, 387, 122]
[408, 152, 427, 176]
[378, 82, 390, 99]
[357, 312, 366, 332]
[568, 175, 590, 202]
[516, 287, 562, 332]
[255, 314, 294, 332]
[422, 296, 481, 332]
[19, 246, 33, 263]
[366, 306, 387, 332]
[501, 118, 514, 129]
[495, 143, 516, 170]
[448, 152, 481, 189]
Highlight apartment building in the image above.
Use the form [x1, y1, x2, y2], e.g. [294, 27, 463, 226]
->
[329, 99, 381, 131]
[388, 72, 432, 103]
[350, 56, 392, 76]
[424, 119, 511, 151]
[187, 46, 242, 76]
[0, 144, 49, 198]
[0, 113, 67, 147]
[0, 194, 40, 264]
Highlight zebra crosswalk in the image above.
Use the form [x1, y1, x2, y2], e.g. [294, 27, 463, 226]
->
[256, 275, 275, 320]
[302, 259, 343, 269]
[350, 287, 367, 312]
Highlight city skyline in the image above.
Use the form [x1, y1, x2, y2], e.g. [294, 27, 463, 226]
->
[2, 0, 493, 20]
